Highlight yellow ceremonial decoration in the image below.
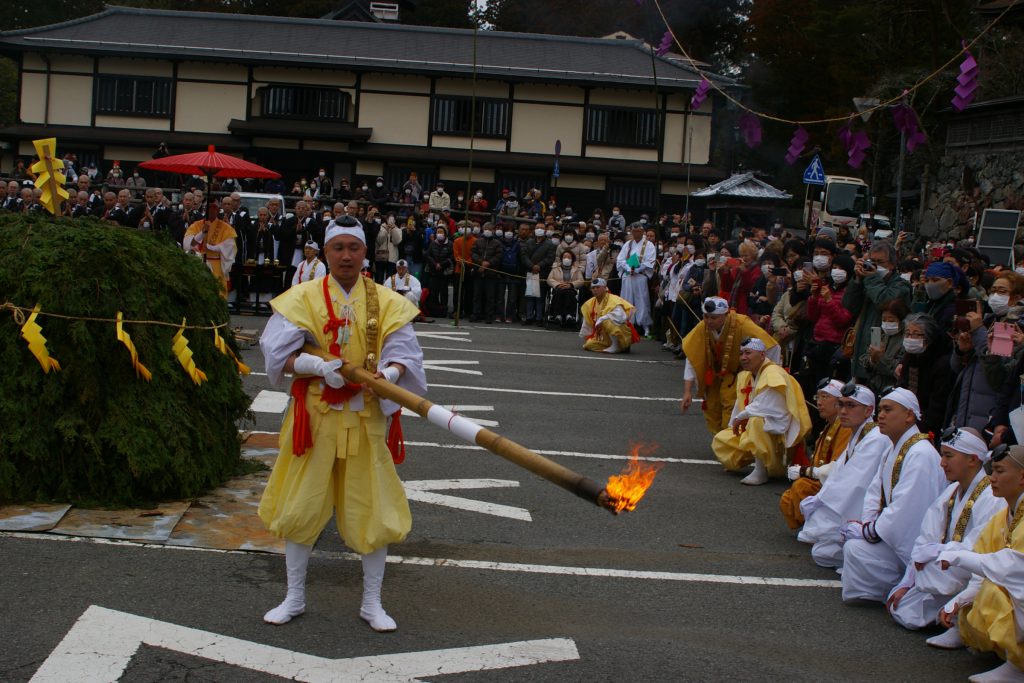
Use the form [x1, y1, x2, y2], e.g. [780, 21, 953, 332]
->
[30, 138, 70, 216]
[115, 312, 152, 381]
[20, 304, 61, 373]
[171, 318, 207, 385]
[213, 327, 250, 375]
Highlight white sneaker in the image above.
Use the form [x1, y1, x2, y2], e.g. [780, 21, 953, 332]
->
[740, 460, 769, 486]
[926, 626, 965, 650]
[969, 662, 1024, 683]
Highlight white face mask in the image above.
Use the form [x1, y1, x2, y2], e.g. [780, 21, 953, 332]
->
[989, 292, 1011, 315]
[437, 234, 446, 243]
[472, 227, 481, 235]
[812, 254, 830, 270]
[482, 230, 493, 238]
[612, 210, 620, 216]
[585, 233, 595, 241]
[717, 255, 727, 265]
[535, 228, 545, 237]
[900, 272, 912, 282]
[830, 268, 847, 284]
[694, 259, 706, 267]
[762, 264, 773, 277]
[881, 321, 900, 335]
[475, 193, 482, 199]
[376, 182, 383, 188]
[794, 270, 804, 282]
[545, 230, 554, 237]
[564, 235, 574, 243]
[551, 238, 560, 245]
[686, 245, 696, 254]
[903, 338, 925, 354]
[495, 230, 504, 238]
[562, 258, 572, 266]
[875, 266, 889, 278]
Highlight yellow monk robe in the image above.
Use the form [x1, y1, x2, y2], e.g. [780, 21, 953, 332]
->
[581, 292, 637, 353]
[183, 217, 237, 298]
[258, 275, 420, 553]
[711, 360, 811, 477]
[779, 419, 851, 529]
[681, 311, 777, 435]
[959, 500, 1024, 671]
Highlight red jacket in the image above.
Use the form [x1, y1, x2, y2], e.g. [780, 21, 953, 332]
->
[807, 284, 854, 344]
[718, 262, 760, 314]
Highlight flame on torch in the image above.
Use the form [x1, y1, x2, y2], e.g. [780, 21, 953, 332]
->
[604, 443, 663, 514]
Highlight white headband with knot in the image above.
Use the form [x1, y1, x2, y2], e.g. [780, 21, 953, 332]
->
[740, 337, 766, 352]
[847, 384, 875, 407]
[820, 380, 844, 399]
[704, 297, 729, 315]
[325, 221, 365, 245]
[882, 387, 922, 420]
[943, 429, 990, 462]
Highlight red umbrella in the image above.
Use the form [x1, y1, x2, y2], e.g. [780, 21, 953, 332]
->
[138, 144, 280, 194]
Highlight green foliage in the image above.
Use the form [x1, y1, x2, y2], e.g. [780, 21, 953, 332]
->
[0, 213, 251, 506]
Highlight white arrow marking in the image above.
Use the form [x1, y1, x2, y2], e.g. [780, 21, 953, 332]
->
[31, 605, 576, 682]
[251, 389, 289, 414]
[401, 404, 497, 427]
[422, 359, 482, 376]
[415, 331, 472, 343]
[402, 478, 531, 521]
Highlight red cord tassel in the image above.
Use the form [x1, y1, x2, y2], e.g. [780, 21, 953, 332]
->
[290, 377, 314, 456]
[387, 413, 406, 464]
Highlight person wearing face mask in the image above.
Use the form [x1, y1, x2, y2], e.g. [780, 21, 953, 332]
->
[425, 227, 454, 317]
[717, 241, 761, 316]
[492, 225, 520, 323]
[860, 298, 909, 394]
[607, 206, 626, 231]
[520, 222, 557, 325]
[468, 222, 503, 323]
[948, 296, 1003, 434]
[556, 229, 585, 262]
[452, 222, 477, 320]
[987, 273, 1024, 322]
[547, 249, 586, 327]
[844, 240, 913, 382]
[805, 255, 855, 391]
[468, 188, 488, 215]
[913, 261, 962, 333]
[368, 176, 389, 209]
[312, 169, 333, 199]
[428, 183, 450, 213]
[894, 312, 955, 436]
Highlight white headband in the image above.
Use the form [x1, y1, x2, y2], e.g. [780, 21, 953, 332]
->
[704, 297, 729, 315]
[942, 429, 990, 461]
[820, 380, 844, 399]
[591, 278, 608, 287]
[881, 387, 922, 420]
[304, 240, 319, 252]
[847, 384, 875, 407]
[324, 220, 365, 245]
[740, 337, 767, 352]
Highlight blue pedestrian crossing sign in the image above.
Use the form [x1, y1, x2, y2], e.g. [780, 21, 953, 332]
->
[803, 155, 826, 186]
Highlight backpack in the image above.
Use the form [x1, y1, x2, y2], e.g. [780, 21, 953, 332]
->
[501, 240, 519, 271]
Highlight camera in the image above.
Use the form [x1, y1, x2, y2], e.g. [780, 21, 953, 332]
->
[771, 267, 787, 276]
[862, 259, 876, 271]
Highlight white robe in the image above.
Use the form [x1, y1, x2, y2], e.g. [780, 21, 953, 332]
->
[888, 470, 1004, 629]
[841, 427, 947, 602]
[383, 272, 422, 308]
[727, 365, 799, 448]
[291, 258, 326, 287]
[183, 229, 237, 277]
[801, 422, 890, 568]
[616, 238, 656, 327]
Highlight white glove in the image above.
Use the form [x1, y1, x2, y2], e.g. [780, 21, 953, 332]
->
[787, 465, 801, 482]
[800, 495, 822, 519]
[840, 521, 863, 543]
[380, 365, 400, 383]
[293, 353, 344, 389]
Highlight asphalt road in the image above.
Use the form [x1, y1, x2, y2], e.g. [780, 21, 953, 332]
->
[1, 314, 998, 682]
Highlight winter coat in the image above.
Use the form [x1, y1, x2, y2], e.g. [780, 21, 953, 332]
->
[520, 237, 556, 278]
[426, 238, 454, 274]
[948, 323, 1001, 432]
[807, 284, 854, 344]
[897, 335, 954, 436]
[471, 236, 504, 278]
[843, 270, 913, 380]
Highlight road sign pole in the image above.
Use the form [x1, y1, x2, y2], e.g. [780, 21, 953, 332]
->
[895, 128, 906, 234]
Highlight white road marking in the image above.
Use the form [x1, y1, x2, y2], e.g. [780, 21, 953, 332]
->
[403, 441, 718, 465]
[251, 389, 290, 413]
[416, 330, 472, 343]
[2, 532, 840, 588]
[402, 405, 499, 427]
[30, 605, 577, 683]
[428, 383, 680, 402]
[419, 345, 670, 364]
[422, 359, 483, 376]
[403, 478, 531, 522]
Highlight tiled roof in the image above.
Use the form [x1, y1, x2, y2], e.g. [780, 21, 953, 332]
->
[0, 6, 733, 91]
[692, 172, 792, 200]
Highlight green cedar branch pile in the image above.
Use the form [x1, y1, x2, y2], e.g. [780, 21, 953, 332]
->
[0, 214, 252, 506]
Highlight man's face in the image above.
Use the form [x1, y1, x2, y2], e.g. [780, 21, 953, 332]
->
[596, 235, 610, 250]
[323, 235, 366, 282]
[21, 188, 33, 202]
[925, 276, 953, 295]
[303, 246, 317, 260]
[591, 284, 607, 299]
[837, 399, 873, 429]
[990, 457, 1024, 500]
[118, 190, 131, 205]
[397, 264, 408, 277]
[704, 312, 727, 333]
[518, 225, 530, 239]
[77, 191, 88, 206]
[868, 249, 892, 270]
[738, 348, 765, 372]
[104, 194, 116, 209]
[296, 203, 309, 219]
[267, 200, 280, 216]
[77, 177, 89, 191]
[631, 228, 644, 242]
[940, 446, 976, 484]
[877, 400, 913, 439]
[8, 181, 18, 195]
[816, 392, 839, 420]
[183, 195, 194, 210]
[145, 189, 156, 205]
[346, 202, 359, 216]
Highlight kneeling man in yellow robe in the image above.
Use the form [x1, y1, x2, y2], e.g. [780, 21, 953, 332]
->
[258, 216, 425, 632]
[580, 278, 639, 353]
[711, 337, 811, 485]
[935, 444, 1024, 683]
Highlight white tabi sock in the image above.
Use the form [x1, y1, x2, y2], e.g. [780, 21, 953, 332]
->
[360, 546, 397, 632]
[263, 540, 311, 625]
[926, 626, 965, 650]
[969, 661, 1024, 683]
[740, 458, 769, 485]
[604, 337, 621, 353]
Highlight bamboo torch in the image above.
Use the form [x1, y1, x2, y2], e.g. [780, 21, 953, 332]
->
[301, 344, 632, 513]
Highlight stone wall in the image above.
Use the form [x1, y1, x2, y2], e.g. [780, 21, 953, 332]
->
[919, 149, 1024, 239]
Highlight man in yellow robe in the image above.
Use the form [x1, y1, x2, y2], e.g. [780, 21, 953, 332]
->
[579, 277, 638, 353]
[257, 216, 425, 632]
[680, 297, 779, 436]
[182, 199, 237, 298]
[935, 444, 1024, 683]
[780, 379, 851, 529]
[711, 336, 811, 485]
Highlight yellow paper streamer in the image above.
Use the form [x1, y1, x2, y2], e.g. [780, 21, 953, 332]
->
[31, 138, 70, 216]
[172, 318, 207, 385]
[20, 304, 61, 373]
[116, 312, 152, 381]
[213, 327, 251, 375]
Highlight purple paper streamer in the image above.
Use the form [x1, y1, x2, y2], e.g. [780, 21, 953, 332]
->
[655, 31, 673, 57]
[739, 113, 762, 149]
[951, 50, 979, 113]
[690, 78, 710, 110]
[847, 131, 871, 169]
[892, 103, 927, 153]
[784, 126, 809, 165]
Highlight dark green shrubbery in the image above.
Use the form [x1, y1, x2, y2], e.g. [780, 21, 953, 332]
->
[0, 214, 251, 505]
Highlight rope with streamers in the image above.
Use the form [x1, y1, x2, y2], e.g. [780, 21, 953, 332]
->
[1, 301, 230, 330]
[652, 0, 1021, 126]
